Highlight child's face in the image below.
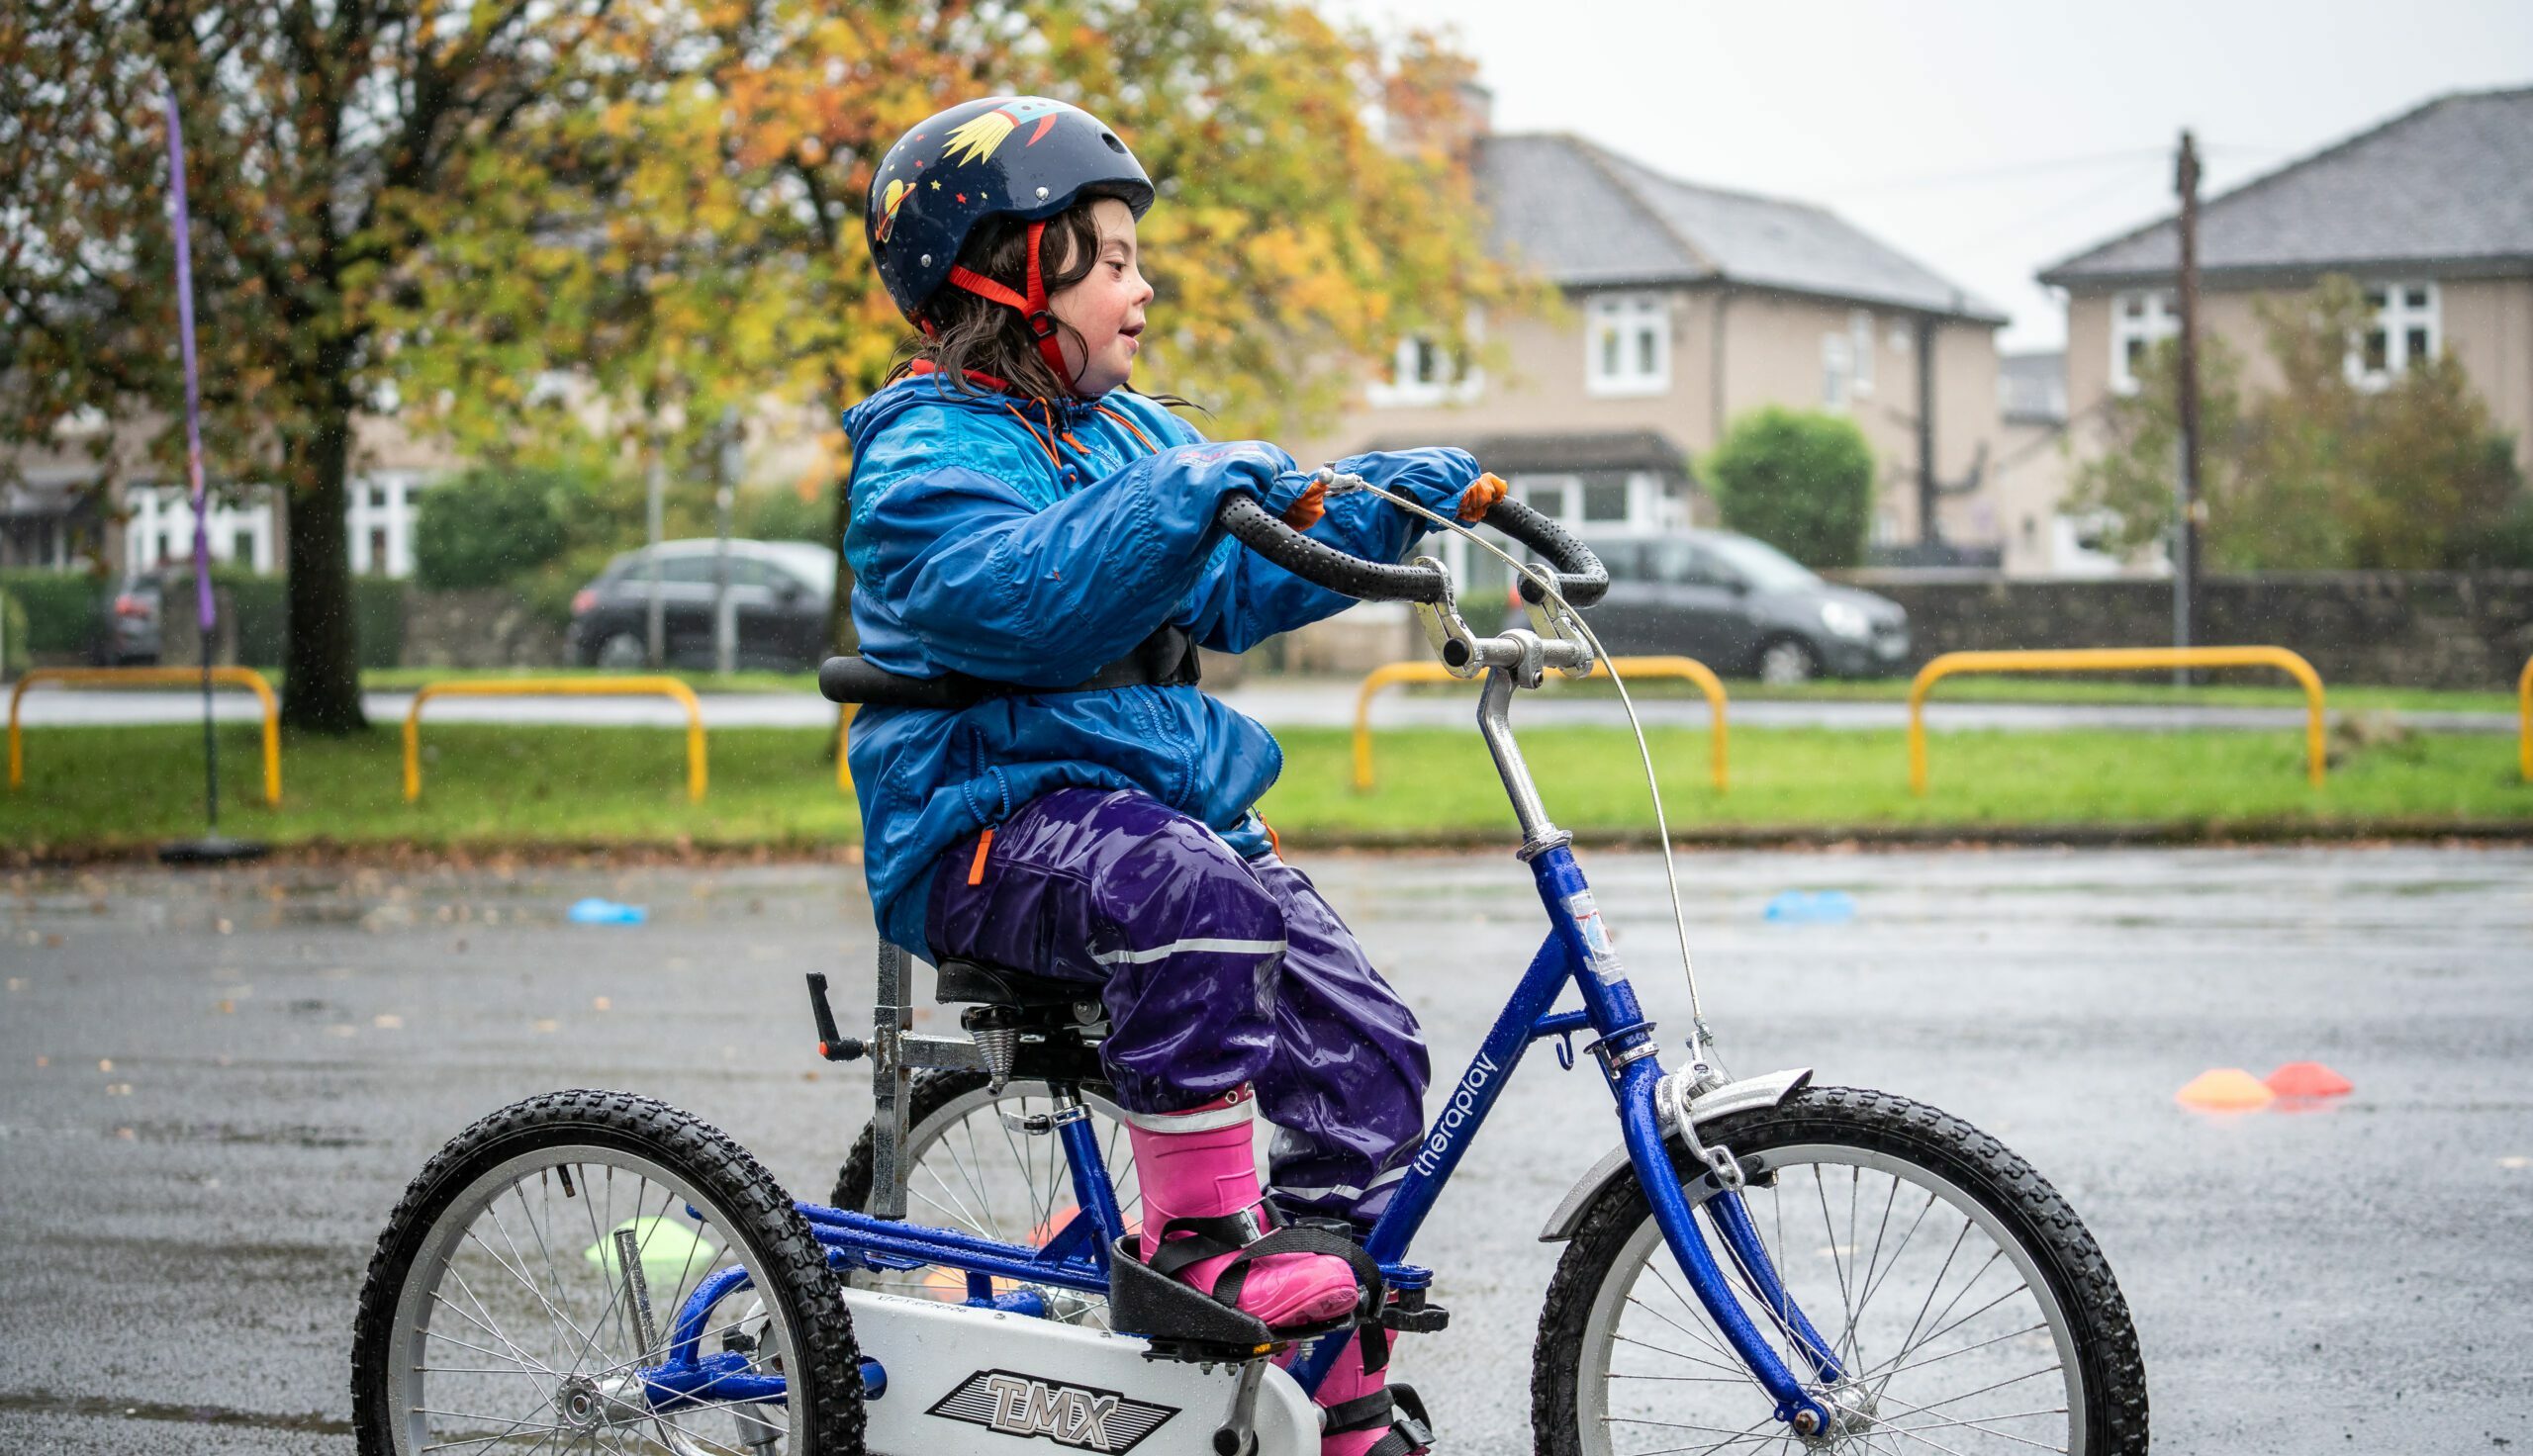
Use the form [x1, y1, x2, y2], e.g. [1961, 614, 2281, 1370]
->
[1049, 198, 1152, 397]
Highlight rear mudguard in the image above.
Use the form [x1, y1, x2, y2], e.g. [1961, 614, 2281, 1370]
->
[1537, 1067, 1812, 1242]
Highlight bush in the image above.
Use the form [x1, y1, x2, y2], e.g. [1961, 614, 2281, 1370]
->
[413, 467, 578, 590]
[0, 569, 105, 656]
[735, 484, 835, 545]
[1706, 407, 1876, 569]
[165, 569, 405, 670]
[1, 591, 29, 677]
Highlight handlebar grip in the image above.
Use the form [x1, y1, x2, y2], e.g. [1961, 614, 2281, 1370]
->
[819, 654, 975, 708]
[1480, 497, 1611, 607]
[1215, 494, 1450, 604]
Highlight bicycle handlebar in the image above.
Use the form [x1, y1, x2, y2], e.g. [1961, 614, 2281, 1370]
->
[1213, 486, 1609, 608]
[1215, 494, 1452, 604]
[1475, 497, 1611, 608]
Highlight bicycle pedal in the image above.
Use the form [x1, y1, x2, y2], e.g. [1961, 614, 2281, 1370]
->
[1381, 1298, 1450, 1335]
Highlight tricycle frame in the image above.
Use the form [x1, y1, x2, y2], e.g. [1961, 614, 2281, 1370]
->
[646, 658, 1842, 1435]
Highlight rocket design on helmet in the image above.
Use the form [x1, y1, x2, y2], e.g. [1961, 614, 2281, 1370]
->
[941, 97, 1067, 166]
[874, 178, 912, 243]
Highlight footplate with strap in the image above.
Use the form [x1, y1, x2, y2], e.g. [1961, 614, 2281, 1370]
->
[1322, 1382, 1434, 1456]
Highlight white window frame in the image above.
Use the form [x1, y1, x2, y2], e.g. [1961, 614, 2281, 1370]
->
[1510, 473, 1585, 527]
[1366, 329, 1484, 409]
[1821, 331, 1853, 413]
[2348, 280, 2439, 389]
[1585, 292, 1669, 398]
[1849, 310, 1876, 397]
[2109, 289, 2178, 396]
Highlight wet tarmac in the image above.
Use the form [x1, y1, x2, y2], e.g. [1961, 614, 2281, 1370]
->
[1, 845, 2527, 1453]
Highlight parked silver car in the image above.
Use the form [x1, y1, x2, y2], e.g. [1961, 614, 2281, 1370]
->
[569, 539, 837, 671]
[1571, 530, 1910, 682]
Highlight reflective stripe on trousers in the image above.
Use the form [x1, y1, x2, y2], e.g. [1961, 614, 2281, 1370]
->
[925, 786, 1431, 1223]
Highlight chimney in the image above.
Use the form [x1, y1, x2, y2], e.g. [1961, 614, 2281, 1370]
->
[1385, 75, 1493, 166]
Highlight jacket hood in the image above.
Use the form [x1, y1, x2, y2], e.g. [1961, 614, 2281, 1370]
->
[841, 373, 1107, 462]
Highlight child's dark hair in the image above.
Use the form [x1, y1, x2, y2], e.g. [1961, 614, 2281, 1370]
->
[889, 197, 1196, 412]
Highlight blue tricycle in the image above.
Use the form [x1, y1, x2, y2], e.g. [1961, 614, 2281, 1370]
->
[352, 490, 2146, 1455]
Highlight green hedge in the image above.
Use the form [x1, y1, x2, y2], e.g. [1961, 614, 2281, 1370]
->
[1, 591, 29, 677]
[151, 570, 402, 669]
[0, 568, 404, 668]
[0, 570, 105, 656]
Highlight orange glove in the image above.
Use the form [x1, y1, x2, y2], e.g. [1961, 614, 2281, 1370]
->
[1456, 471, 1508, 522]
[1281, 478, 1327, 530]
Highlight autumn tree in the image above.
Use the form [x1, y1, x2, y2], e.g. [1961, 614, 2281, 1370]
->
[396, 0, 1526, 654]
[2071, 275, 2525, 570]
[0, 0, 726, 730]
[3, 0, 1520, 721]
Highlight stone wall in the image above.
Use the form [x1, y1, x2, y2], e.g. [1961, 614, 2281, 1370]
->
[1834, 570, 2533, 689]
[400, 588, 569, 669]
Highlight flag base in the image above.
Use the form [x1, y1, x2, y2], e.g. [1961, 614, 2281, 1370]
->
[157, 834, 269, 865]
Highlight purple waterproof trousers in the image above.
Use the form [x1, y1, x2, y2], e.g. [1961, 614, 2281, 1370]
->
[924, 787, 1431, 1224]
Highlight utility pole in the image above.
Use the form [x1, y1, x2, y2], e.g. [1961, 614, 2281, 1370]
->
[644, 440, 666, 669]
[711, 406, 741, 677]
[1915, 314, 1940, 555]
[2173, 129, 2204, 685]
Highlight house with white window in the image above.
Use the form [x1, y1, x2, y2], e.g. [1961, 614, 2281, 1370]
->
[1296, 110, 2008, 627]
[2, 409, 457, 580]
[2041, 87, 2533, 487]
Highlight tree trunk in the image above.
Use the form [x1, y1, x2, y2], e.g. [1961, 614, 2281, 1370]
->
[280, 403, 368, 733]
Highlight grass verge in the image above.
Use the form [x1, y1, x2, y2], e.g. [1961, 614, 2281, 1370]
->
[321, 666, 2532, 715]
[6, 720, 2528, 860]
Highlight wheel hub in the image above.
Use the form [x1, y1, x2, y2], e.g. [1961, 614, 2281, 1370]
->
[1791, 1381, 1878, 1450]
[554, 1373, 651, 1433]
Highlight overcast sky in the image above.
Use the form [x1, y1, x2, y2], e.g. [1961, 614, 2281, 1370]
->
[1333, 0, 2533, 353]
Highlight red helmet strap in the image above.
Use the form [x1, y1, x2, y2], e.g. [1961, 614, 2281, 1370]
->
[943, 221, 1077, 390]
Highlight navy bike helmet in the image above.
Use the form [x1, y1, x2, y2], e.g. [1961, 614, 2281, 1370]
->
[866, 97, 1155, 381]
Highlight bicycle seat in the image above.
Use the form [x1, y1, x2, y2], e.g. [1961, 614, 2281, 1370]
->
[933, 956, 1083, 1009]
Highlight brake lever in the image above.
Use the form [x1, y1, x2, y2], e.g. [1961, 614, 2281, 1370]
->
[1410, 558, 1486, 680]
[1523, 592, 1598, 680]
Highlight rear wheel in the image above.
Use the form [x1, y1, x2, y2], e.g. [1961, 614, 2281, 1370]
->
[353, 1089, 865, 1455]
[1533, 1086, 2146, 1455]
[598, 631, 648, 669]
[829, 1069, 1144, 1325]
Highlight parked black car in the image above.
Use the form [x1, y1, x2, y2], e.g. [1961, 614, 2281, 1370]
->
[88, 574, 164, 666]
[569, 539, 837, 671]
[1569, 530, 1910, 682]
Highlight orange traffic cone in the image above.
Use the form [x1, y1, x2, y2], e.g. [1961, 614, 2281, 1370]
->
[2265, 1061, 2353, 1098]
[2175, 1067, 2275, 1111]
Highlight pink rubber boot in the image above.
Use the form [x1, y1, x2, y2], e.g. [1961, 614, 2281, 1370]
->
[1311, 1332, 1428, 1456]
[1125, 1089, 1360, 1328]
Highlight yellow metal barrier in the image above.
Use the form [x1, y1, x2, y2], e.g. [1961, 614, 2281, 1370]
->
[1908, 647, 2328, 794]
[8, 666, 283, 805]
[836, 703, 858, 794]
[1354, 655, 1729, 793]
[404, 677, 707, 803]
[2518, 655, 2531, 783]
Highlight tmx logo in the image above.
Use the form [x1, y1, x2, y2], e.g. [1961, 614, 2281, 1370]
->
[927, 1369, 1177, 1453]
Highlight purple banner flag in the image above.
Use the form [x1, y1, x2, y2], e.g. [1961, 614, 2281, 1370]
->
[163, 91, 214, 628]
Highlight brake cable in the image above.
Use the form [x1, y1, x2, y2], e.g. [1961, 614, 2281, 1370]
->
[1321, 473, 1728, 1083]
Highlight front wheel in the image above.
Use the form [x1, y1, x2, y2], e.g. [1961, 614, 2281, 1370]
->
[1753, 635, 1821, 684]
[1533, 1086, 2146, 1455]
[352, 1089, 866, 1455]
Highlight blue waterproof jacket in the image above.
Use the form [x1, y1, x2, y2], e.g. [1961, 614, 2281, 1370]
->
[840, 374, 1478, 953]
